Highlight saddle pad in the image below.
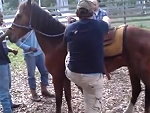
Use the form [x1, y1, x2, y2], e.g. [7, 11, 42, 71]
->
[104, 26, 124, 57]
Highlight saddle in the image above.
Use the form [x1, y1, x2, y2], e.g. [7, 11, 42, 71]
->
[104, 25, 125, 57]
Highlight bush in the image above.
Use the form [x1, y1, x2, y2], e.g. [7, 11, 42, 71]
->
[3, 2, 17, 15]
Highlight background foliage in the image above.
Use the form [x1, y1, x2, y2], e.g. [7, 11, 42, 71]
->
[3, 0, 138, 10]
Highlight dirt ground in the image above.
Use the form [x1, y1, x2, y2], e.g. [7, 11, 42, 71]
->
[0, 67, 145, 113]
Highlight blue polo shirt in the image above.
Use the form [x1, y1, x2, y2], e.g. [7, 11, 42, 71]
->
[64, 19, 108, 74]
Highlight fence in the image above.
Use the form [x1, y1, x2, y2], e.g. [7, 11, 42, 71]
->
[1, 1, 150, 30]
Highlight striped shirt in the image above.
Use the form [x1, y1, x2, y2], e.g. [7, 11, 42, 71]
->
[93, 8, 108, 20]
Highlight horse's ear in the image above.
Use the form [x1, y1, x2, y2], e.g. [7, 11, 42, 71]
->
[27, 0, 31, 5]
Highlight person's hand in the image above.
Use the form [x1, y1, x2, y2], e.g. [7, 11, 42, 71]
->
[67, 16, 76, 24]
[0, 29, 12, 42]
[29, 47, 38, 52]
[12, 50, 18, 55]
[102, 16, 111, 25]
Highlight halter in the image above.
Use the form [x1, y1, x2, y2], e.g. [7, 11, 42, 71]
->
[12, 6, 64, 38]
[12, 23, 32, 30]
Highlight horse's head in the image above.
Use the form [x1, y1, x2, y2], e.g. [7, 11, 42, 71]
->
[9, 0, 32, 43]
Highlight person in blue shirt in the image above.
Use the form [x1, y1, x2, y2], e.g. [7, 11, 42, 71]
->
[67, 0, 110, 25]
[16, 30, 54, 102]
[0, 12, 19, 113]
[91, 0, 110, 25]
[64, 0, 108, 113]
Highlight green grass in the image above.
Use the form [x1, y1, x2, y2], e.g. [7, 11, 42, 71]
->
[7, 42, 25, 67]
[8, 42, 42, 78]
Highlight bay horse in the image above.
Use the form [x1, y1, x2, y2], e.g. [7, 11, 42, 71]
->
[6, 0, 150, 113]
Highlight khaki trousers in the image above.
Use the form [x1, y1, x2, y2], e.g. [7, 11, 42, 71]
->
[65, 67, 104, 113]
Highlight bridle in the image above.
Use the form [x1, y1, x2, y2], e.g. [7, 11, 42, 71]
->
[12, 23, 32, 30]
[11, 6, 64, 38]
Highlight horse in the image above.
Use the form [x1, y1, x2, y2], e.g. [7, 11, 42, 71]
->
[7, 0, 150, 113]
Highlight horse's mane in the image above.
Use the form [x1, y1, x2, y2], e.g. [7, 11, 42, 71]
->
[20, 2, 66, 36]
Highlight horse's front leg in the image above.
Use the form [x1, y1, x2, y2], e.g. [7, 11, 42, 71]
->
[124, 68, 141, 113]
[53, 75, 64, 113]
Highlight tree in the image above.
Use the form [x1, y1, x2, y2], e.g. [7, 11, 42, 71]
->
[34, 0, 55, 7]
[5, 0, 19, 9]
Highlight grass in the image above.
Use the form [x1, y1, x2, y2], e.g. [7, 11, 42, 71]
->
[7, 41, 44, 79]
[7, 42, 25, 67]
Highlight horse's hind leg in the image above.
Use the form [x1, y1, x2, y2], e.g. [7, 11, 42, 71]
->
[145, 86, 150, 113]
[124, 68, 141, 113]
[64, 77, 73, 113]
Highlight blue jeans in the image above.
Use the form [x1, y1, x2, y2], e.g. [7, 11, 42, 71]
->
[0, 64, 12, 113]
[24, 53, 49, 89]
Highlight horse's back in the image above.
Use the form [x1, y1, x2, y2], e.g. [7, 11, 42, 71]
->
[125, 26, 150, 85]
[125, 26, 150, 56]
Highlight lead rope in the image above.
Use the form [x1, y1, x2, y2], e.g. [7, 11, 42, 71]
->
[16, 30, 33, 54]
[12, 23, 64, 38]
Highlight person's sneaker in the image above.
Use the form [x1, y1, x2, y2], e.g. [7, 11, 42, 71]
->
[11, 103, 21, 109]
[31, 95, 41, 102]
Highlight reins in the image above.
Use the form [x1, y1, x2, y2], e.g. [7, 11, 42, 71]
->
[12, 22, 65, 38]
[12, 23, 32, 30]
[12, 23, 65, 38]
[15, 30, 33, 54]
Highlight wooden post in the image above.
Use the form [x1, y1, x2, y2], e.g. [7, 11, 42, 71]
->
[123, 0, 126, 24]
[39, 0, 41, 7]
[0, 0, 3, 12]
[142, 0, 146, 14]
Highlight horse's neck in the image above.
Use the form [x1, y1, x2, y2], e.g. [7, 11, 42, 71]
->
[36, 34, 65, 55]
[32, 13, 65, 36]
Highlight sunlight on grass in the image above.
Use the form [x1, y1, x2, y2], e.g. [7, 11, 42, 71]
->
[7, 42, 25, 67]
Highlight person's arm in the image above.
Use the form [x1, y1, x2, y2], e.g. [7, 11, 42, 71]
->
[101, 9, 111, 26]
[16, 40, 37, 52]
[102, 16, 110, 25]
[0, 31, 5, 42]
[67, 16, 77, 24]
[0, 29, 12, 42]
[0, 34, 6, 42]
